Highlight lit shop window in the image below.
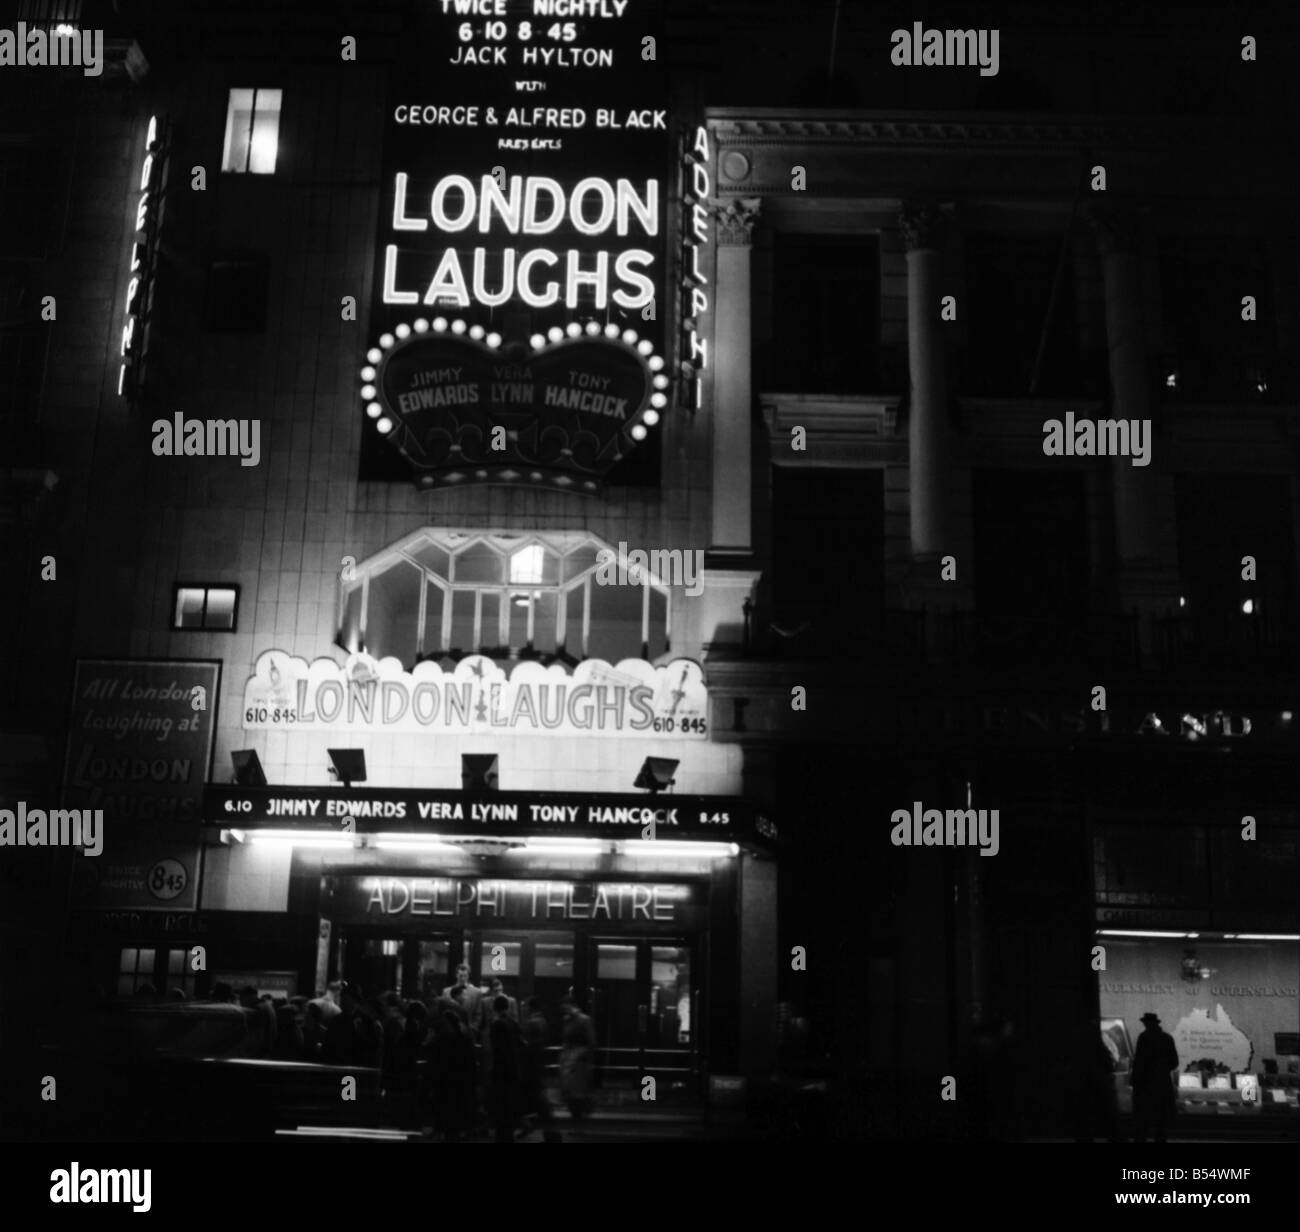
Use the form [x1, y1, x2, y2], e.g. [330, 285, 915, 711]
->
[221, 87, 282, 174]
[118, 948, 197, 999]
[117, 947, 155, 997]
[338, 531, 672, 667]
[173, 585, 239, 631]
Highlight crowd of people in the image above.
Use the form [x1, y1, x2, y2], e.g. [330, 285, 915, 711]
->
[204, 963, 598, 1141]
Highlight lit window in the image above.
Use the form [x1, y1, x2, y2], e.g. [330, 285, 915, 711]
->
[510, 544, 547, 585]
[338, 531, 672, 666]
[222, 88, 282, 174]
[173, 585, 239, 631]
[118, 946, 155, 998]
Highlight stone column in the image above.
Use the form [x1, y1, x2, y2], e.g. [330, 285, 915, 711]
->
[697, 198, 762, 655]
[900, 204, 952, 566]
[710, 198, 761, 554]
[1090, 208, 1160, 563]
[1088, 207, 1178, 647]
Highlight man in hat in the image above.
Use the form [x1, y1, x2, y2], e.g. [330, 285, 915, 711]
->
[1129, 1012, 1179, 1143]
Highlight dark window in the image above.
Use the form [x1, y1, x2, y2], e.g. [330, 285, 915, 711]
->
[1161, 238, 1276, 402]
[973, 470, 1089, 661]
[771, 467, 883, 654]
[963, 232, 1091, 397]
[1175, 474, 1296, 633]
[771, 235, 880, 393]
[205, 256, 269, 332]
[173, 584, 239, 631]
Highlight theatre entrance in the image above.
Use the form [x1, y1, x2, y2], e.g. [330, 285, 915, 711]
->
[336, 926, 699, 1083]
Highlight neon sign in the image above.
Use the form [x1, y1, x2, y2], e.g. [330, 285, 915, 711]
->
[381, 173, 658, 311]
[681, 125, 711, 411]
[119, 115, 163, 400]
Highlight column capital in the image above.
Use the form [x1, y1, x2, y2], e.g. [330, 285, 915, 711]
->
[1084, 205, 1143, 257]
[713, 197, 761, 246]
[899, 202, 951, 252]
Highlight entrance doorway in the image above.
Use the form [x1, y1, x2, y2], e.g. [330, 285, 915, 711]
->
[336, 926, 700, 1086]
[588, 937, 695, 1086]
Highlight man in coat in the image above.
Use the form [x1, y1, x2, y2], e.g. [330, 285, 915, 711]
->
[1129, 1012, 1179, 1143]
[445, 963, 484, 1036]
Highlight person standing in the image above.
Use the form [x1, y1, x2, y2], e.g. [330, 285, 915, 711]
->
[1130, 1012, 1179, 1143]
[487, 996, 524, 1143]
[447, 963, 484, 1035]
[518, 997, 555, 1137]
[558, 996, 596, 1122]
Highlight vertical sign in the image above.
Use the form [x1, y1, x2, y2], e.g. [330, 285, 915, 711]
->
[119, 115, 166, 401]
[681, 124, 712, 411]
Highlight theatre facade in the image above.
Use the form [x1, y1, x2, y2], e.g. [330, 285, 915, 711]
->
[19, 0, 786, 1092]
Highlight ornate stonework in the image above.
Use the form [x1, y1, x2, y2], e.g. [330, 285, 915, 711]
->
[713, 197, 762, 246]
[899, 203, 950, 251]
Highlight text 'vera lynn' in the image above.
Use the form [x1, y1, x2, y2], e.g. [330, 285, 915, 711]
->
[890, 24, 1000, 77]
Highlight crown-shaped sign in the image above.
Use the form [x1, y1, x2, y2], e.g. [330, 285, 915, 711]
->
[360, 319, 669, 492]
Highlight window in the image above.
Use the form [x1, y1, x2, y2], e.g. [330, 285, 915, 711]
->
[118, 947, 197, 998]
[963, 231, 1093, 396]
[118, 946, 155, 997]
[1160, 237, 1277, 401]
[973, 470, 1089, 661]
[1175, 474, 1296, 635]
[221, 88, 282, 174]
[205, 256, 270, 332]
[173, 584, 238, 631]
[770, 234, 881, 393]
[772, 467, 883, 653]
[338, 531, 673, 667]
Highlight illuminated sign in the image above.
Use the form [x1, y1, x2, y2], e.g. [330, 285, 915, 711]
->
[365, 323, 667, 488]
[328, 876, 707, 927]
[363, 0, 669, 485]
[204, 785, 766, 845]
[241, 649, 708, 738]
[63, 659, 221, 823]
[680, 125, 711, 411]
[119, 115, 165, 400]
[381, 173, 658, 312]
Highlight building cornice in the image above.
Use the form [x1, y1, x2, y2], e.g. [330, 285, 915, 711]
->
[703, 110, 1211, 151]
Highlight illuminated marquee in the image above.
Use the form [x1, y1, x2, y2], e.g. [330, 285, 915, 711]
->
[241, 650, 709, 738]
[365, 0, 669, 484]
[681, 125, 712, 411]
[360, 320, 669, 489]
[119, 116, 165, 400]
